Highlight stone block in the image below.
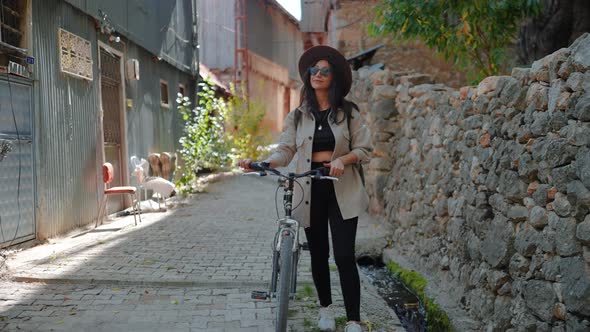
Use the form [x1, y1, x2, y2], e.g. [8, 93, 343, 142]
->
[555, 91, 572, 110]
[540, 139, 576, 169]
[562, 122, 590, 146]
[531, 111, 550, 136]
[372, 132, 393, 142]
[575, 147, 590, 189]
[509, 253, 530, 278]
[526, 83, 549, 110]
[476, 76, 509, 96]
[551, 165, 576, 193]
[522, 280, 557, 322]
[560, 256, 590, 316]
[511, 67, 531, 85]
[498, 171, 528, 202]
[531, 58, 550, 83]
[370, 99, 398, 121]
[565, 72, 590, 92]
[399, 74, 433, 86]
[547, 79, 565, 113]
[568, 32, 590, 71]
[368, 157, 391, 171]
[515, 227, 540, 257]
[539, 255, 561, 281]
[508, 205, 529, 222]
[529, 206, 548, 229]
[576, 215, 590, 245]
[549, 212, 582, 256]
[480, 215, 513, 268]
[571, 94, 590, 121]
[551, 192, 572, 217]
[372, 85, 397, 100]
[547, 110, 568, 132]
[566, 181, 590, 220]
[487, 270, 510, 293]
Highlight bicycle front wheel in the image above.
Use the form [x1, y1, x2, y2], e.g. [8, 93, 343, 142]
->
[276, 232, 294, 332]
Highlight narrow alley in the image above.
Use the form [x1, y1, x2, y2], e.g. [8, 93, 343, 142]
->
[1, 173, 402, 331]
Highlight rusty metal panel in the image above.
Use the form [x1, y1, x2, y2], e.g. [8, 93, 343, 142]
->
[0, 77, 35, 248]
[32, 0, 102, 239]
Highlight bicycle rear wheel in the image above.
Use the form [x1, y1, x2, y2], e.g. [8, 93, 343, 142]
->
[276, 232, 294, 332]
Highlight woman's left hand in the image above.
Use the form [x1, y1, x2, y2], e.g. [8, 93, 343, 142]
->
[324, 158, 344, 177]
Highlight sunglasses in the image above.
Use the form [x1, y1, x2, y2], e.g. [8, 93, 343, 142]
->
[309, 66, 331, 77]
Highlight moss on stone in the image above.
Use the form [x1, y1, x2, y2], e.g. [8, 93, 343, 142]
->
[387, 261, 454, 332]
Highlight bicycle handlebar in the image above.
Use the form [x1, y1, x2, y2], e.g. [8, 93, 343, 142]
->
[244, 162, 338, 181]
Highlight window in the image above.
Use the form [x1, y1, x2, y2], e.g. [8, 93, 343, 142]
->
[160, 80, 169, 108]
[178, 84, 186, 98]
[0, 0, 30, 68]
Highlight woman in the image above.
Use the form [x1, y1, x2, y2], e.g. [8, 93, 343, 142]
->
[239, 45, 371, 332]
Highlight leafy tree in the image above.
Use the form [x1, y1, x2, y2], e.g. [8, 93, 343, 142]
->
[370, 0, 540, 81]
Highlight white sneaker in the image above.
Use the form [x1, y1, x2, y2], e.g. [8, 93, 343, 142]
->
[318, 305, 335, 331]
[344, 321, 363, 332]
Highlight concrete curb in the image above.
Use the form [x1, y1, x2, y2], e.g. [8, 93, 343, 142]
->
[13, 275, 271, 289]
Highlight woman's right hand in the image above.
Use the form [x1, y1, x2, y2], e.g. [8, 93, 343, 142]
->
[238, 159, 253, 171]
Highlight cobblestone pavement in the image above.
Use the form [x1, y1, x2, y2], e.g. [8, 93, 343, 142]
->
[2, 173, 403, 331]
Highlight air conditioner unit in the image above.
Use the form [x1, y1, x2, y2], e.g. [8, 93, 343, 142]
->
[126, 58, 140, 80]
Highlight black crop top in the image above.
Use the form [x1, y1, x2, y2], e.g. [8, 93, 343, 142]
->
[312, 109, 335, 152]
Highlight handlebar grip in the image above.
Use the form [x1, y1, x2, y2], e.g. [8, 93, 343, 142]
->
[312, 167, 330, 177]
[249, 161, 270, 171]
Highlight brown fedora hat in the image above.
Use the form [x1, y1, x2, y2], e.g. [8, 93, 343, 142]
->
[298, 45, 352, 96]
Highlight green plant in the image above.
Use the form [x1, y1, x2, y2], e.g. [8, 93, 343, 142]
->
[370, 0, 540, 82]
[225, 85, 270, 162]
[176, 79, 232, 192]
[387, 261, 453, 331]
[295, 283, 316, 301]
[303, 317, 321, 332]
[335, 315, 347, 328]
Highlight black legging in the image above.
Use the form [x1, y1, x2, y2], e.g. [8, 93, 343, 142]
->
[304, 163, 360, 321]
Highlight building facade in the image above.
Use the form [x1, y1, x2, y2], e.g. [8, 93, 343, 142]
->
[0, 0, 197, 246]
[198, 0, 303, 134]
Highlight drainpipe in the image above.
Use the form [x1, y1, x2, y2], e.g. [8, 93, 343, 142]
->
[192, 0, 200, 78]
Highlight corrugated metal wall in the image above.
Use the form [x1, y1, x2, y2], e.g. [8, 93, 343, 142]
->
[0, 77, 36, 248]
[32, 0, 102, 239]
[198, 0, 235, 71]
[123, 41, 194, 163]
[64, 0, 194, 73]
[31, 0, 195, 239]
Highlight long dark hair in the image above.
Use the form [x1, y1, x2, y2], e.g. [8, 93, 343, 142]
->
[297, 59, 358, 125]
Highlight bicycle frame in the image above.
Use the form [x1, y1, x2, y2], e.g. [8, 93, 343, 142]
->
[245, 163, 337, 331]
[269, 173, 301, 299]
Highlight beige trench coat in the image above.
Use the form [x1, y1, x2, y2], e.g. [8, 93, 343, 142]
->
[265, 104, 372, 228]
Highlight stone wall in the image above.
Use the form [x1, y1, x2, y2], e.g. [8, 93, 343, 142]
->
[351, 33, 590, 331]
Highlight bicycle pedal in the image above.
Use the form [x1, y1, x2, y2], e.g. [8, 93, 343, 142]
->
[300, 242, 309, 251]
[251, 291, 269, 300]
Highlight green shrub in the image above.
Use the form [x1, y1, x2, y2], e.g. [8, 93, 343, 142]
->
[176, 79, 232, 193]
[225, 85, 270, 162]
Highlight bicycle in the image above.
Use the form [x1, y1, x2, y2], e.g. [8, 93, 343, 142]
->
[243, 161, 338, 332]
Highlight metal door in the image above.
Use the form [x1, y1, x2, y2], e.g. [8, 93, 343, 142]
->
[99, 48, 124, 213]
[0, 76, 35, 248]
